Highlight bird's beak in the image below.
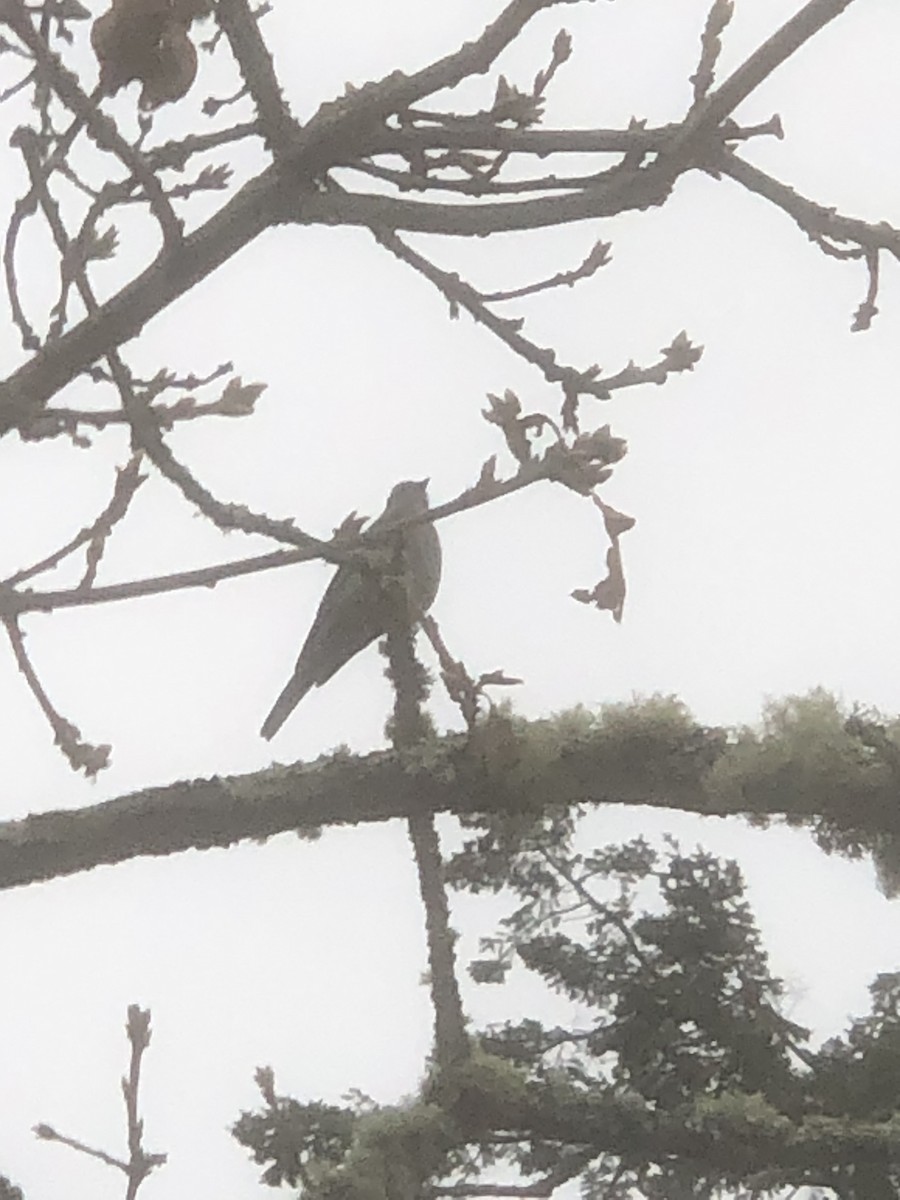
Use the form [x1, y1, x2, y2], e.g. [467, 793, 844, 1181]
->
[417, 477, 430, 488]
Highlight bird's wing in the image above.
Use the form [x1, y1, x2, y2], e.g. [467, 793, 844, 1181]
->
[259, 563, 388, 739]
[260, 482, 440, 739]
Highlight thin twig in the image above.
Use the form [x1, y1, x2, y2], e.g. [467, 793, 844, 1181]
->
[3, 454, 146, 587]
[2, 612, 111, 774]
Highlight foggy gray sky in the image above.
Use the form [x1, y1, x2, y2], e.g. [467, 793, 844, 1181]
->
[1, 3, 899, 1198]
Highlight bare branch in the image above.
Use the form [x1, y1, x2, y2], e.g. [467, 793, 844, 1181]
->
[3, 453, 146, 587]
[671, 0, 856, 157]
[33, 1005, 166, 1199]
[690, 0, 735, 107]
[369, 222, 695, 416]
[481, 238, 612, 302]
[2, 612, 111, 776]
[711, 148, 900, 327]
[4, 0, 183, 248]
[213, 0, 294, 153]
[2, 450, 552, 619]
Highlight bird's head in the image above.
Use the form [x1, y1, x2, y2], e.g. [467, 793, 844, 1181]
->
[384, 478, 430, 516]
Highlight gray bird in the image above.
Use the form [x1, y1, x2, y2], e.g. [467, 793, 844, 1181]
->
[260, 479, 441, 739]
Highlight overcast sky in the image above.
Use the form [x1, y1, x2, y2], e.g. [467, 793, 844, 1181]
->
[1, 3, 899, 1198]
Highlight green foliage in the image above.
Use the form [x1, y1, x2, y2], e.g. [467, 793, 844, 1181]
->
[813, 973, 900, 1121]
[473, 837, 805, 1117]
[465, 702, 594, 796]
[706, 688, 891, 818]
[233, 1098, 357, 1188]
[234, 1093, 457, 1200]
[457, 809, 895, 1196]
[236, 693, 900, 1200]
[686, 1089, 793, 1138]
[427, 1043, 531, 1123]
[595, 693, 697, 744]
[305, 1103, 453, 1200]
[449, 694, 719, 897]
[828, 707, 900, 895]
[704, 690, 900, 894]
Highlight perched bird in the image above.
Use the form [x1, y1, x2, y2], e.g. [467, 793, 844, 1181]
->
[260, 479, 441, 739]
[91, 0, 204, 110]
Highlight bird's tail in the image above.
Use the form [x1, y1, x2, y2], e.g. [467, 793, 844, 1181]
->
[260, 672, 314, 740]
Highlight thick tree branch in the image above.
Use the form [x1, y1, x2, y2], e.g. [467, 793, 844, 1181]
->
[363, 124, 679, 157]
[2, 695, 898, 893]
[287, 160, 672, 234]
[385, 586, 471, 1071]
[455, 1083, 900, 1182]
[407, 810, 470, 1069]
